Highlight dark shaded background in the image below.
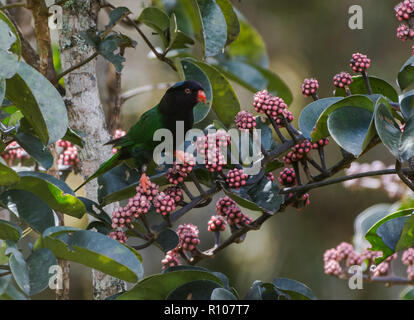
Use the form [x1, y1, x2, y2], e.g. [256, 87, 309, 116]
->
[35, 0, 411, 299]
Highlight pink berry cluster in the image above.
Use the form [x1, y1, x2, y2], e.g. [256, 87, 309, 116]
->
[161, 249, 181, 270]
[266, 172, 275, 182]
[57, 140, 80, 170]
[109, 230, 127, 243]
[333, 72, 353, 89]
[301, 78, 319, 98]
[312, 138, 329, 149]
[349, 53, 371, 73]
[166, 152, 196, 184]
[395, 1, 414, 42]
[402, 248, 414, 280]
[1, 141, 30, 165]
[278, 168, 297, 187]
[253, 90, 293, 127]
[289, 192, 311, 209]
[177, 223, 200, 252]
[216, 196, 252, 228]
[323, 242, 414, 281]
[225, 168, 248, 189]
[110, 181, 185, 242]
[282, 139, 313, 164]
[235, 111, 256, 131]
[207, 215, 226, 232]
[112, 129, 127, 154]
[195, 130, 230, 172]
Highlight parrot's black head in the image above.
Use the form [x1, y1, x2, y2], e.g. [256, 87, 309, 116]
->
[159, 80, 206, 115]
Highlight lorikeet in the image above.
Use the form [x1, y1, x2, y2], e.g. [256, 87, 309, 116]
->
[75, 80, 206, 192]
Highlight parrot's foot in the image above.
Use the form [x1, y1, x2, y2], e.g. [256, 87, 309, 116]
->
[139, 173, 151, 193]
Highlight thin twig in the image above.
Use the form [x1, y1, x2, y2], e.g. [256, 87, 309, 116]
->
[361, 71, 373, 95]
[55, 52, 99, 82]
[396, 160, 414, 192]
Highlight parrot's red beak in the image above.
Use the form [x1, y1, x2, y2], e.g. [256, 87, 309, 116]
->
[197, 90, 207, 104]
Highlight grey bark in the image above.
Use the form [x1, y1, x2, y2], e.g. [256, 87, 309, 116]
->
[57, 0, 125, 300]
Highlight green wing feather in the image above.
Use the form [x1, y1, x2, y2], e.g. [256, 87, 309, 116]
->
[75, 105, 165, 192]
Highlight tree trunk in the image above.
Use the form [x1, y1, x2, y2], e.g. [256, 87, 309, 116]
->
[58, 0, 126, 300]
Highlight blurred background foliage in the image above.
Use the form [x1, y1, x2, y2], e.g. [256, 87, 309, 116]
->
[35, 0, 409, 299]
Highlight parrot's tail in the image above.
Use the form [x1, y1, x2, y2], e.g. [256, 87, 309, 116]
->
[74, 153, 121, 192]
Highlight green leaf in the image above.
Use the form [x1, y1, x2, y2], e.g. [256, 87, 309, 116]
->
[215, 60, 293, 105]
[26, 248, 57, 296]
[0, 162, 19, 186]
[0, 50, 18, 79]
[137, 7, 170, 47]
[211, 287, 237, 300]
[5, 247, 29, 295]
[0, 19, 16, 51]
[194, 0, 227, 57]
[168, 14, 194, 50]
[215, 0, 239, 46]
[117, 270, 223, 300]
[0, 280, 26, 300]
[155, 228, 179, 252]
[299, 97, 343, 140]
[0, 271, 11, 296]
[181, 59, 212, 123]
[273, 278, 316, 300]
[98, 36, 126, 72]
[0, 220, 21, 242]
[365, 208, 414, 263]
[0, 11, 21, 58]
[226, 12, 268, 68]
[311, 95, 374, 142]
[0, 190, 55, 234]
[327, 106, 375, 157]
[0, 78, 5, 106]
[335, 75, 398, 102]
[400, 286, 414, 300]
[398, 56, 414, 91]
[166, 279, 222, 300]
[374, 97, 414, 162]
[40, 227, 143, 283]
[62, 127, 84, 148]
[12, 171, 86, 218]
[105, 7, 131, 31]
[224, 176, 283, 214]
[5, 61, 68, 145]
[15, 133, 53, 169]
[186, 59, 240, 126]
[400, 89, 414, 120]
[78, 197, 112, 225]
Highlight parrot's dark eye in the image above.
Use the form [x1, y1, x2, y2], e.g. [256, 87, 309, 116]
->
[185, 88, 191, 94]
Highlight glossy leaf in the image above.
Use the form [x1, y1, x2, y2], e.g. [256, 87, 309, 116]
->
[311, 95, 374, 141]
[6, 248, 29, 295]
[0, 219, 21, 242]
[181, 59, 212, 123]
[137, 7, 169, 47]
[398, 56, 414, 91]
[327, 106, 375, 157]
[0, 50, 18, 79]
[12, 171, 86, 218]
[0, 19, 16, 51]
[365, 208, 414, 263]
[16, 133, 53, 169]
[78, 197, 112, 225]
[166, 279, 222, 300]
[62, 127, 85, 148]
[374, 97, 414, 162]
[273, 278, 316, 300]
[195, 0, 227, 57]
[400, 90, 414, 120]
[40, 227, 143, 283]
[335, 75, 398, 102]
[117, 270, 223, 300]
[0, 11, 21, 58]
[400, 286, 414, 300]
[105, 7, 131, 31]
[299, 97, 343, 140]
[0, 162, 19, 186]
[215, 60, 293, 105]
[215, 0, 239, 46]
[226, 12, 268, 67]
[0, 190, 55, 234]
[0, 281, 27, 300]
[6, 61, 68, 145]
[211, 287, 237, 300]
[187, 59, 240, 126]
[155, 228, 179, 252]
[26, 248, 57, 296]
